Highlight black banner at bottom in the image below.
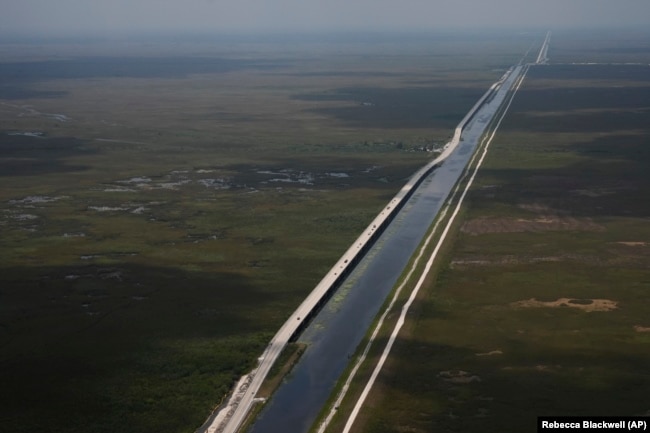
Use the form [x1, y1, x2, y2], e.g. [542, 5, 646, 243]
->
[538, 417, 648, 432]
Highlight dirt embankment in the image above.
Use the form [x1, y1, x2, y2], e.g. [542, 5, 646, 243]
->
[511, 298, 617, 312]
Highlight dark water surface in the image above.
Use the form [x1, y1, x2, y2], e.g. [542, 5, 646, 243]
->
[248, 66, 522, 433]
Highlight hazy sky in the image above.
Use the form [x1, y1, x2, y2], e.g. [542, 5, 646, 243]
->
[2, 0, 649, 37]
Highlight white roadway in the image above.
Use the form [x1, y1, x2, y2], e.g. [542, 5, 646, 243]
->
[204, 33, 551, 433]
[536, 31, 552, 64]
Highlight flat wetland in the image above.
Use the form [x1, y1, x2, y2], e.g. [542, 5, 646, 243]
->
[0, 32, 537, 432]
[326, 32, 650, 433]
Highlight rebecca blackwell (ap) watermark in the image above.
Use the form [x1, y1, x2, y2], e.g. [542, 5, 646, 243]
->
[538, 416, 648, 432]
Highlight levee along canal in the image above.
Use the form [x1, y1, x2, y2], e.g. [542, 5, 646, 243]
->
[247, 65, 524, 433]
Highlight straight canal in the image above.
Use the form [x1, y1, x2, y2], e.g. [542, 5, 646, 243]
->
[247, 65, 524, 433]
